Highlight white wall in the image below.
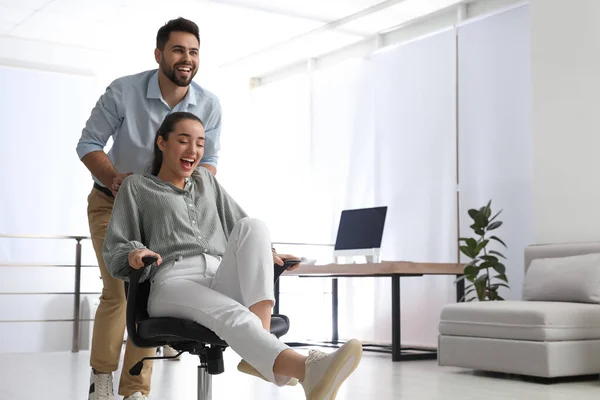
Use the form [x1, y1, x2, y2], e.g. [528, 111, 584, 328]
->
[531, 0, 600, 244]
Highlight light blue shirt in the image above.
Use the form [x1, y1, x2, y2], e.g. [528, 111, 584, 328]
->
[76, 69, 222, 186]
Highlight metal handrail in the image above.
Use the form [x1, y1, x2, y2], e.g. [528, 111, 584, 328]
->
[0, 263, 98, 267]
[2, 318, 96, 323]
[272, 241, 335, 247]
[0, 233, 92, 352]
[0, 233, 89, 240]
[1, 292, 101, 295]
[1, 234, 332, 353]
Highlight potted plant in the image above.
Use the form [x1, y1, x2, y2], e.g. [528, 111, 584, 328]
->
[457, 200, 510, 301]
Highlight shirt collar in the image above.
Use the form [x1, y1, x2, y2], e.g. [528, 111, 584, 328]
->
[147, 70, 162, 100]
[147, 70, 198, 107]
[145, 173, 193, 193]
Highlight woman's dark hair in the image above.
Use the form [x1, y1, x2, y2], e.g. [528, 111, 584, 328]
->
[150, 112, 204, 176]
[156, 17, 200, 50]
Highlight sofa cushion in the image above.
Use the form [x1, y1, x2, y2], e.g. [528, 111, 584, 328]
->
[439, 301, 600, 341]
[523, 253, 600, 303]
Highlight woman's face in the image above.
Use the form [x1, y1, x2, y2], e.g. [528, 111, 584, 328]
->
[157, 118, 205, 180]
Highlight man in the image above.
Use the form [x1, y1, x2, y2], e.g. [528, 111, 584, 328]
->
[76, 17, 221, 400]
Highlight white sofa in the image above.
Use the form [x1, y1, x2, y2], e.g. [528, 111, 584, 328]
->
[438, 242, 600, 378]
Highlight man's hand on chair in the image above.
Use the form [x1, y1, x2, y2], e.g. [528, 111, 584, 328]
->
[128, 248, 163, 269]
[272, 252, 301, 271]
[111, 172, 133, 196]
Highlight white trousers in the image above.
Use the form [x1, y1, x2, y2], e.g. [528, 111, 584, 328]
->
[147, 217, 291, 385]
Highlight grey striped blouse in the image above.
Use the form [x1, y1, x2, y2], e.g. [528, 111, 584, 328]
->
[103, 168, 247, 282]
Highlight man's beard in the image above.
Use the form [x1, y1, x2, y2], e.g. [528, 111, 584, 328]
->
[161, 59, 196, 87]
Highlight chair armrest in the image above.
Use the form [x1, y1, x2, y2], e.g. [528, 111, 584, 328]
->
[125, 260, 157, 348]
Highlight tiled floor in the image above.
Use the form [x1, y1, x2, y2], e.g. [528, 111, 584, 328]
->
[0, 347, 598, 399]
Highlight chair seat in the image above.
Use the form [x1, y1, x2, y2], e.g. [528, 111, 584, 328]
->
[138, 314, 290, 346]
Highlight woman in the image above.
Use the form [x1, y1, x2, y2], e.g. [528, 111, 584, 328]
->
[103, 111, 363, 399]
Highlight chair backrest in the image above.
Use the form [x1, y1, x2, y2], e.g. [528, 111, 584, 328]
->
[125, 268, 160, 348]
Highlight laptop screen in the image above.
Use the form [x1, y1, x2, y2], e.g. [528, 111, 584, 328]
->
[334, 206, 388, 251]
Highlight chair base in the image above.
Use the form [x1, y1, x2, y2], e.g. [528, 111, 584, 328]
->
[198, 362, 212, 400]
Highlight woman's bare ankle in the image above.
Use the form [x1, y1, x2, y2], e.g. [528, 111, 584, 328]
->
[273, 349, 307, 381]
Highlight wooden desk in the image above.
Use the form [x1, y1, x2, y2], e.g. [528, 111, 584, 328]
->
[275, 261, 465, 361]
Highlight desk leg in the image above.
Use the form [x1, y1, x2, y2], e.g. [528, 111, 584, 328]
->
[391, 275, 401, 361]
[274, 279, 280, 314]
[332, 278, 339, 344]
[456, 274, 465, 303]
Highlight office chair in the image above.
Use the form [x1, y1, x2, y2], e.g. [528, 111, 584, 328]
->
[125, 256, 293, 400]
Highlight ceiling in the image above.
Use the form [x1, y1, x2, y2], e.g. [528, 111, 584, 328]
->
[0, 0, 467, 77]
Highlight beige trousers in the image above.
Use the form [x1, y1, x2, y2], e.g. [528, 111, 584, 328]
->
[87, 188, 156, 397]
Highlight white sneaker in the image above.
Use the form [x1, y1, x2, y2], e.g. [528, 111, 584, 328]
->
[237, 359, 299, 386]
[88, 370, 114, 400]
[163, 345, 181, 360]
[123, 392, 147, 400]
[301, 339, 363, 400]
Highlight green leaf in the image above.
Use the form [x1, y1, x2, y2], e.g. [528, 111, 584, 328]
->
[468, 209, 479, 221]
[489, 209, 503, 223]
[493, 274, 509, 283]
[475, 240, 489, 254]
[474, 228, 485, 236]
[490, 236, 507, 248]
[488, 283, 510, 290]
[459, 245, 475, 259]
[480, 255, 499, 264]
[488, 221, 503, 230]
[475, 280, 486, 300]
[483, 200, 492, 218]
[489, 250, 506, 259]
[497, 296, 505, 301]
[479, 261, 496, 270]
[464, 265, 479, 279]
[464, 238, 478, 252]
[474, 214, 489, 229]
[493, 263, 506, 274]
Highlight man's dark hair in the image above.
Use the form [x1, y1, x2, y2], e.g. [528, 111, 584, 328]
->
[156, 17, 200, 50]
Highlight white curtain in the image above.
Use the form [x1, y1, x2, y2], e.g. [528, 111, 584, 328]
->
[306, 29, 458, 347]
[370, 28, 458, 346]
[457, 4, 533, 300]
[0, 66, 101, 353]
[311, 58, 379, 340]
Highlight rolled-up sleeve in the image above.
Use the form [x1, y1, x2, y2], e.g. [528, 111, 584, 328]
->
[199, 99, 222, 167]
[103, 177, 150, 282]
[76, 80, 124, 159]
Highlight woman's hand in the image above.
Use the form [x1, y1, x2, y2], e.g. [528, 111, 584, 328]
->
[128, 248, 163, 269]
[272, 252, 301, 271]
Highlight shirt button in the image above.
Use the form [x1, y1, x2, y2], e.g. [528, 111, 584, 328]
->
[188, 203, 193, 207]
[197, 236, 202, 240]
[203, 249, 208, 253]
[192, 220, 196, 224]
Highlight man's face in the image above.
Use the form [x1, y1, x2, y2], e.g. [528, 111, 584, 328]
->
[156, 31, 200, 87]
